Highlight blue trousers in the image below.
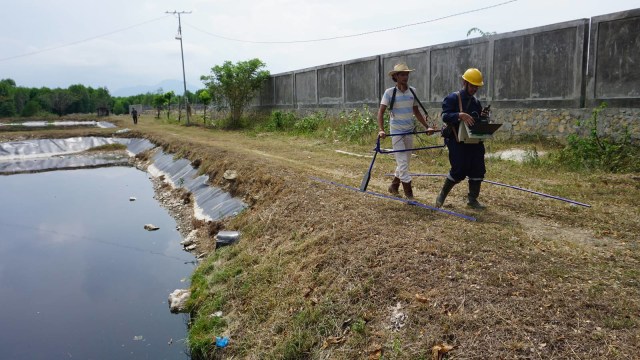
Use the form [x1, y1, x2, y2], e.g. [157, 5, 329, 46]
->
[445, 138, 486, 182]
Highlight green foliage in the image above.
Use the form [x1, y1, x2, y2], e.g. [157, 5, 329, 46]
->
[350, 318, 367, 334]
[21, 100, 41, 117]
[293, 112, 326, 134]
[264, 110, 297, 131]
[337, 105, 382, 144]
[112, 99, 126, 115]
[197, 89, 212, 124]
[201, 58, 270, 129]
[152, 94, 165, 119]
[557, 103, 639, 173]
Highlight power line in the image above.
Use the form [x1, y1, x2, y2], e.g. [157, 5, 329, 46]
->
[186, 0, 518, 44]
[0, 15, 171, 62]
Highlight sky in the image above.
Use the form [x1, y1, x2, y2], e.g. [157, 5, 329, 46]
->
[0, 0, 637, 96]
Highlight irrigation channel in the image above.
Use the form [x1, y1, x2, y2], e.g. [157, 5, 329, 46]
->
[0, 137, 246, 359]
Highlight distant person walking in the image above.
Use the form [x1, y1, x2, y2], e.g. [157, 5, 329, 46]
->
[377, 63, 433, 200]
[131, 108, 138, 125]
[436, 68, 491, 209]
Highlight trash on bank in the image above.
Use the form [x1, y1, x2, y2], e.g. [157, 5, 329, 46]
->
[215, 231, 240, 248]
[168, 289, 191, 313]
[144, 224, 159, 231]
[215, 336, 229, 348]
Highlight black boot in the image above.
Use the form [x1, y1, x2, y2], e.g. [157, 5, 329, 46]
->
[388, 177, 401, 195]
[401, 181, 414, 200]
[467, 180, 486, 209]
[435, 178, 456, 208]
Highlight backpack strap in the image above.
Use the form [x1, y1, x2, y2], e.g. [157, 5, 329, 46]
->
[409, 88, 430, 122]
[388, 87, 397, 111]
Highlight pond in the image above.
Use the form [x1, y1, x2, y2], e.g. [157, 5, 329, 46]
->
[0, 166, 194, 359]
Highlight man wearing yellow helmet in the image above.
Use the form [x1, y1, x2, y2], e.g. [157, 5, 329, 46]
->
[436, 68, 490, 209]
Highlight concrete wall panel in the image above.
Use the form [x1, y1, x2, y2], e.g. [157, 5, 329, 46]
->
[274, 74, 293, 105]
[493, 36, 532, 100]
[317, 65, 342, 104]
[344, 58, 378, 104]
[295, 71, 317, 105]
[531, 28, 577, 99]
[594, 15, 640, 98]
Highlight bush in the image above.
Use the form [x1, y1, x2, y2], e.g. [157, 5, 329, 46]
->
[265, 110, 297, 131]
[337, 105, 384, 144]
[557, 103, 639, 173]
[293, 112, 326, 134]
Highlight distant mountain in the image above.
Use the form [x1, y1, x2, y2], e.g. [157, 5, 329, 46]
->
[112, 79, 200, 97]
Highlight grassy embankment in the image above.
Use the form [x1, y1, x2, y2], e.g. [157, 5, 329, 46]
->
[2, 110, 639, 359]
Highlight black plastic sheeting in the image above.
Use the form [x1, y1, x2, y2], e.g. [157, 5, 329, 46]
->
[0, 137, 246, 221]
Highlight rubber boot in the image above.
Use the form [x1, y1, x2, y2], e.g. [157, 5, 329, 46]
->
[467, 180, 486, 209]
[401, 181, 414, 200]
[435, 178, 456, 208]
[388, 177, 401, 196]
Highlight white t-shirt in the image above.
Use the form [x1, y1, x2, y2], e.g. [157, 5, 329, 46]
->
[381, 86, 417, 133]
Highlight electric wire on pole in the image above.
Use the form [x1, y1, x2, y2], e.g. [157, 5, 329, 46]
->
[166, 10, 192, 125]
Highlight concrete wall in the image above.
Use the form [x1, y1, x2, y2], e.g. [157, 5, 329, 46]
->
[254, 9, 640, 142]
[586, 8, 640, 107]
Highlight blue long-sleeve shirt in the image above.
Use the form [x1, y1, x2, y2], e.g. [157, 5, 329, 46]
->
[441, 89, 483, 127]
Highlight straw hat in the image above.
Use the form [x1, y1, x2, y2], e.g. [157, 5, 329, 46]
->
[388, 63, 414, 76]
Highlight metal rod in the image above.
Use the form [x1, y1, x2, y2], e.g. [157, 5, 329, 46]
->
[400, 173, 592, 207]
[359, 138, 379, 191]
[385, 130, 441, 137]
[376, 144, 445, 154]
[311, 177, 476, 221]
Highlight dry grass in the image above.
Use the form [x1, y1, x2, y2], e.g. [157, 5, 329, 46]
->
[3, 113, 639, 359]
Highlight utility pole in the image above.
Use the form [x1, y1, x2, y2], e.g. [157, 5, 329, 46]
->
[166, 10, 191, 125]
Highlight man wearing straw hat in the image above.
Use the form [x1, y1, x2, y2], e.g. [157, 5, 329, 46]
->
[377, 63, 432, 200]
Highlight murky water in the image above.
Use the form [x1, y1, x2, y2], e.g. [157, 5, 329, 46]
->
[0, 167, 193, 359]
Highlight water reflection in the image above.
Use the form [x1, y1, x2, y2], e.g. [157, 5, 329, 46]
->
[0, 167, 193, 360]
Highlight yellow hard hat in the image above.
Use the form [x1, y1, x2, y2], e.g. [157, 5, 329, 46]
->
[461, 68, 484, 86]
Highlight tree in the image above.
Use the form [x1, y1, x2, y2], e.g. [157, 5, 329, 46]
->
[90, 87, 112, 113]
[68, 84, 91, 113]
[201, 58, 270, 128]
[112, 99, 127, 115]
[164, 91, 175, 119]
[49, 89, 76, 116]
[197, 89, 212, 125]
[0, 79, 17, 117]
[152, 94, 165, 119]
